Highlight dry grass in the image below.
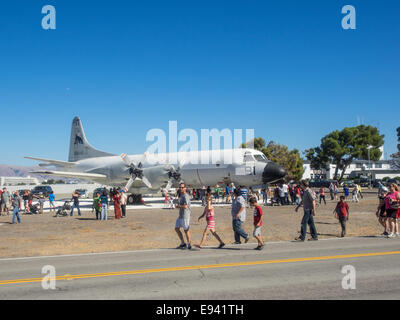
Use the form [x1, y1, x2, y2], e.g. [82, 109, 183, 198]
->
[0, 197, 383, 258]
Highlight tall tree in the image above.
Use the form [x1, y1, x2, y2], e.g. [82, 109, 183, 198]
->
[390, 127, 400, 169]
[243, 139, 304, 181]
[305, 125, 384, 181]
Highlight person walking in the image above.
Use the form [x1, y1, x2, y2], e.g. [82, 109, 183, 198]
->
[11, 191, 21, 224]
[249, 197, 264, 250]
[22, 190, 29, 213]
[385, 183, 400, 238]
[334, 196, 349, 237]
[295, 180, 318, 241]
[294, 184, 301, 205]
[48, 191, 56, 213]
[343, 185, 349, 200]
[358, 184, 364, 199]
[319, 187, 326, 205]
[282, 183, 289, 205]
[351, 185, 359, 203]
[376, 187, 389, 236]
[100, 190, 109, 220]
[70, 191, 81, 216]
[38, 195, 45, 214]
[196, 196, 225, 249]
[329, 182, 335, 201]
[231, 188, 250, 244]
[175, 183, 192, 249]
[1, 188, 11, 216]
[120, 190, 127, 218]
[93, 192, 101, 220]
[113, 190, 122, 219]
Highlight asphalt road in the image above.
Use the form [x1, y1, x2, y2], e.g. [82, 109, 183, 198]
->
[0, 237, 399, 300]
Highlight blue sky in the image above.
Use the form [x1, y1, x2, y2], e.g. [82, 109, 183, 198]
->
[0, 0, 399, 165]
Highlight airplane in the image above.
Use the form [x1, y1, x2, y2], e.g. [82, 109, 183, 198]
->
[26, 117, 286, 204]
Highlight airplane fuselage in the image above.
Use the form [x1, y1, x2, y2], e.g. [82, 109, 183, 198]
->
[67, 148, 283, 193]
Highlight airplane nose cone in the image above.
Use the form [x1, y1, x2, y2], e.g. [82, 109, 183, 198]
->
[263, 162, 286, 183]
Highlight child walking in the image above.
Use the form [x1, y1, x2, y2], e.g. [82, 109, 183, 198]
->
[249, 197, 264, 250]
[334, 196, 349, 237]
[196, 197, 225, 249]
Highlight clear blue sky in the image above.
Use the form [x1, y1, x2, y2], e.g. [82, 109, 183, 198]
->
[1, 0, 399, 165]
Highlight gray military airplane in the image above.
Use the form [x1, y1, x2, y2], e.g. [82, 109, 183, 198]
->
[26, 117, 286, 204]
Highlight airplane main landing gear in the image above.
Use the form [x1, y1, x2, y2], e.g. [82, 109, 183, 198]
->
[127, 194, 143, 205]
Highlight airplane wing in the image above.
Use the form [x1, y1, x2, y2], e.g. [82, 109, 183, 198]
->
[25, 156, 76, 168]
[29, 170, 107, 180]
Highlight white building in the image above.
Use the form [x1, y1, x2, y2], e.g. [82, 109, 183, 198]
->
[302, 160, 400, 181]
[0, 176, 39, 186]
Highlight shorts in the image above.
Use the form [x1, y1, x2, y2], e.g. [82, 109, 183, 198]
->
[397, 209, 400, 219]
[379, 206, 386, 218]
[175, 218, 190, 231]
[386, 209, 397, 219]
[253, 226, 262, 237]
[50, 201, 55, 206]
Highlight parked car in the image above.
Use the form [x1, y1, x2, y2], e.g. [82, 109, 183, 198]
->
[385, 179, 400, 187]
[92, 187, 107, 198]
[354, 178, 370, 187]
[31, 185, 53, 197]
[309, 179, 331, 188]
[341, 180, 355, 188]
[372, 179, 383, 188]
[76, 189, 89, 199]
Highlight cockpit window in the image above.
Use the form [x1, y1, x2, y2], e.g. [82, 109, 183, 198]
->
[244, 154, 255, 162]
[254, 154, 268, 163]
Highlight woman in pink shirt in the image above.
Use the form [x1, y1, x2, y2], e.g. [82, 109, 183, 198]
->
[197, 196, 225, 249]
[385, 184, 400, 238]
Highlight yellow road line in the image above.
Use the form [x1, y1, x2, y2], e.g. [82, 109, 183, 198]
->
[0, 250, 399, 286]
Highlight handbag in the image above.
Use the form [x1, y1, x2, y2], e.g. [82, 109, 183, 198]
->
[390, 201, 400, 210]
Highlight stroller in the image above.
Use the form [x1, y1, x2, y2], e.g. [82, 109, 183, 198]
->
[55, 200, 71, 217]
[29, 203, 39, 214]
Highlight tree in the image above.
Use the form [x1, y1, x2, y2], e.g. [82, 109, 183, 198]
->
[305, 125, 384, 181]
[390, 127, 400, 170]
[243, 138, 304, 181]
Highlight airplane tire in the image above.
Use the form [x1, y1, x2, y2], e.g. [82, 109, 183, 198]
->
[127, 194, 142, 205]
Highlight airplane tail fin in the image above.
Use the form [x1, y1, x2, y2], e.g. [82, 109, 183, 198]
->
[68, 117, 114, 162]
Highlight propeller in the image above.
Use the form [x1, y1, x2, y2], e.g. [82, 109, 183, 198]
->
[121, 153, 153, 191]
[165, 157, 186, 190]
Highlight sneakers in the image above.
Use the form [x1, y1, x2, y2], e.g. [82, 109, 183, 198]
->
[294, 237, 305, 242]
[308, 237, 318, 241]
[187, 243, 192, 250]
[176, 243, 186, 249]
[395, 233, 400, 237]
[245, 237, 250, 244]
[233, 241, 241, 245]
[218, 243, 225, 249]
[255, 245, 264, 250]
[387, 233, 395, 238]
[381, 232, 389, 237]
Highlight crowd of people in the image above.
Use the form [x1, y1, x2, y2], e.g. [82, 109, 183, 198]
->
[174, 182, 265, 250]
[1, 180, 399, 245]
